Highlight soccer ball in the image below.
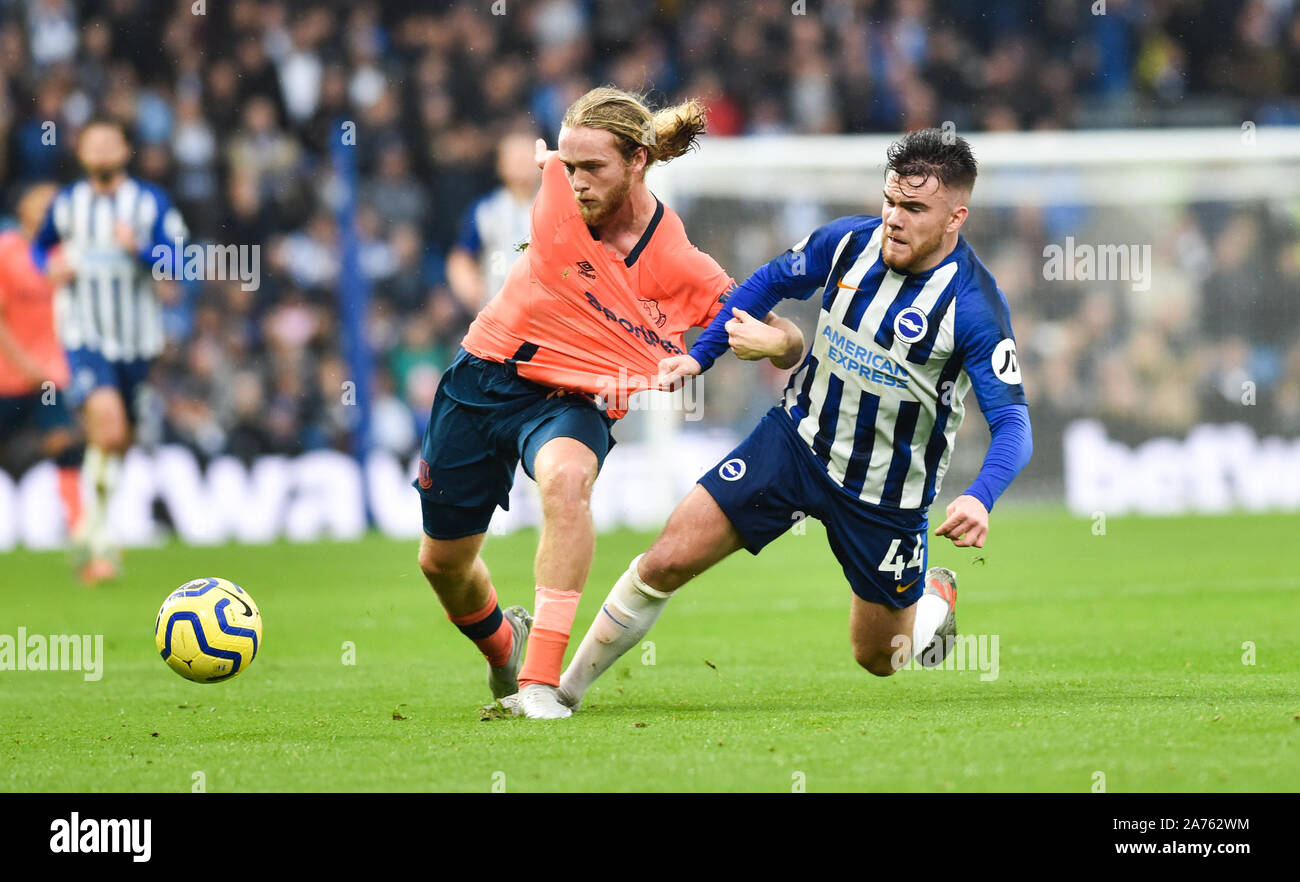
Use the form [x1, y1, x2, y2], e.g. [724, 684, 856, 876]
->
[155, 577, 262, 683]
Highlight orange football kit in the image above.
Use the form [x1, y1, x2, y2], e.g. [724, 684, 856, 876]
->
[415, 155, 735, 689]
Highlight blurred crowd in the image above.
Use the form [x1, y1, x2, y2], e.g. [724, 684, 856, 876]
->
[1, 0, 1299, 466]
[976, 202, 1300, 441]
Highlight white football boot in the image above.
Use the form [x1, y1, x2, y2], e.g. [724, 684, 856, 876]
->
[487, 606, 532, 699]
[515, 683, 573, 719]
[479, 683, 572, 720]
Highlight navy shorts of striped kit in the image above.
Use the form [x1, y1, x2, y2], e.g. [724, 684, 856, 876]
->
[698, 406, 928, 609]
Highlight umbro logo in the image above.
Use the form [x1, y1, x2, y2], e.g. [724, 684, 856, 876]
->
[576, 260, 597, 280]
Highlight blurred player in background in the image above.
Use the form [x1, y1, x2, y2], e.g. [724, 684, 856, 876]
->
[0, 183, 80, 534]
[414, 87, 804, 719]
[559, 129, 1034, 709]
[33, 119, 188, 584]
[445, 132, 542, 314]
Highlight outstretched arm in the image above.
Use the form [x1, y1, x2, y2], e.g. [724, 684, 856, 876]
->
[658, 305, 804, 389]
[686, 262, 788, 373]
[660, 217, 864, 389]
[657, 266, 803, 390]
[687, 216, 864, 373]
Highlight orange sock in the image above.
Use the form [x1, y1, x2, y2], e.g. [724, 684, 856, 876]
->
[447, 587, 514, 668]
[518, 586, 582, 688]
[57, 466, 82, 533]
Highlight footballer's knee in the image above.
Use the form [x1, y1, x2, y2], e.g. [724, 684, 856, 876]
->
[852, 643, 899, 677]
[639, 488, 742, 592]
[83, 389, 130, 453]
[637, 542, 690, 593]
[417, 535, 477, 586]
[536, 456, 596, 517]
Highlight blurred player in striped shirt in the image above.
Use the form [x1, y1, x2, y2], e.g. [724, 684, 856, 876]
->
[33, 119, 188, 584]
[445, 132, 541, 313]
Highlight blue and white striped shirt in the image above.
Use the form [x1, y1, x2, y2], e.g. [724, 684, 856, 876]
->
[692, 215, 1027, 512]
[456, 188, 532, 304]
[33, 178, 187, 362]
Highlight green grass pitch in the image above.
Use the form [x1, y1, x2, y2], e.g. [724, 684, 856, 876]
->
[2, 508, 1296, 792]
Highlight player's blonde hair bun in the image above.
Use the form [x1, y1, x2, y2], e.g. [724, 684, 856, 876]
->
[562, 87, 708, 169]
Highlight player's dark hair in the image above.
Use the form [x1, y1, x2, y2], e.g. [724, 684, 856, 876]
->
[885, 128, 977, 195]
[77, 117, 130, 145]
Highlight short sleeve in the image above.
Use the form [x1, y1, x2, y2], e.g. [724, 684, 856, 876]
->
[667, 246, 736, 328]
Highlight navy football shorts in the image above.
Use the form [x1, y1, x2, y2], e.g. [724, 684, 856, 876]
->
[413, 347, 617, 540]
[65, 347, 153, 423]
[698, 407, 929, 608]
[0, 390, 74, 440]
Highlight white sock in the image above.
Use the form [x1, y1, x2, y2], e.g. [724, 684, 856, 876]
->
[81, 447, 120, 559]
[559, 555, 672, 703]
[80, 446, 105, 540]
[909, 593, 950, 663]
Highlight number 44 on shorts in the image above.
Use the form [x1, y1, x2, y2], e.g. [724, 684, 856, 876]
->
[878, 534, 924, 579]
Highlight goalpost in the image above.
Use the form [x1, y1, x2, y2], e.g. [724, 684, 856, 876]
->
[650, 126, 1300, 205]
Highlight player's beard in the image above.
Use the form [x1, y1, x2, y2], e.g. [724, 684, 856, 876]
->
[883, 224, 946, 273]
[86, 162, 126, 187]
[579, 169, 633, 228]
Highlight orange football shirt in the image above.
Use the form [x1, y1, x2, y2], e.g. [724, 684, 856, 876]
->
[461, 155, 735, 417]
[0, 230, 68, 395]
